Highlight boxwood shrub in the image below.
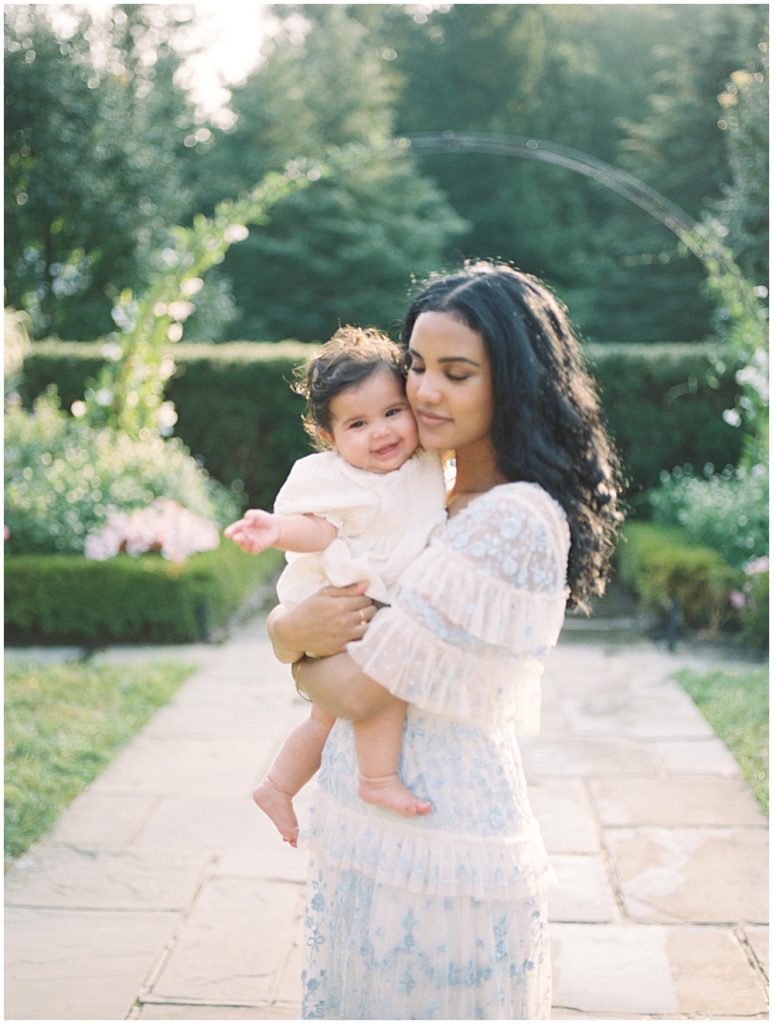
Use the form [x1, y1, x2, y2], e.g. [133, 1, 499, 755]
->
[19, 339, 744, 508]
[584, 342, 743, 497]
[5, 544, 284, 645]
[617, 521, 738, 632]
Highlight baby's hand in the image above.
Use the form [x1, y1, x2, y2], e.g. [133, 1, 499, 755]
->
[224, 509, 281, 554]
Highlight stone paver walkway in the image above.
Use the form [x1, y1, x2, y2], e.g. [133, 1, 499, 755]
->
[4, 622, 768, 1021]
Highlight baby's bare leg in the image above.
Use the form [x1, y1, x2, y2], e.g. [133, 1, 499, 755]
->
[253, 703, 336, 846]
[355, 699, 431, 816]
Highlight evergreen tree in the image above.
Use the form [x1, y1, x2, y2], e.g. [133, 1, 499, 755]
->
[193, 5, 466, 341]
[595, 4, 769, 341]
[343, 4, 766, 343]
[4, 5, 196, 338]
[344, 4, 696, 340]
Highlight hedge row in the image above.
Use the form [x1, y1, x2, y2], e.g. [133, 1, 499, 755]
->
[5, 543, 284, 645]
[617, 521, 737, 632]
[20, 339, 743, 509]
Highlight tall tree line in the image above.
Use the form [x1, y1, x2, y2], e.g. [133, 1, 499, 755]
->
[4, 4, 768, 344]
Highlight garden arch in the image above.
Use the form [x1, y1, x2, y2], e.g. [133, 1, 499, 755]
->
[94, 131, 765, 436]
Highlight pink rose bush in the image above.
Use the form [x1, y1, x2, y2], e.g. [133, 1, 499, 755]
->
[5, 391, 237, 556]
[85, 498, 220, 563]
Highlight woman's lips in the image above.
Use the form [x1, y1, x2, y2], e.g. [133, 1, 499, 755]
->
[415, 409, 451, 428]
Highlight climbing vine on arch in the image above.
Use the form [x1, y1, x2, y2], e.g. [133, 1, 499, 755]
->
[79, 134, 767, 462]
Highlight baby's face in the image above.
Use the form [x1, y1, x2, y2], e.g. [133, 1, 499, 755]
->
[322, 368, 419, 474]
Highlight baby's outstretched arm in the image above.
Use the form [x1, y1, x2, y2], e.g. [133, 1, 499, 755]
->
[225, 510, 337, 555]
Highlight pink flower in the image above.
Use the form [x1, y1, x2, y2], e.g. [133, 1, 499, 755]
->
[729, 589, 747, 610]
[85, 499, 220, 563]
[744, 556, 769, 577]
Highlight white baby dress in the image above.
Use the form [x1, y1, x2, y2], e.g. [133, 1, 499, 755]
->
[273, 447, 447, 607]
[299, 481, 571, 1020]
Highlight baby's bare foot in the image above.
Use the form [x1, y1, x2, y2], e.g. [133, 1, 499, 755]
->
[358, 773, 432, 817]
[253, 777, 299, 846]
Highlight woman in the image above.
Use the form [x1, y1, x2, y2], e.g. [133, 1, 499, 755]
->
[268, 261, 623, 1019]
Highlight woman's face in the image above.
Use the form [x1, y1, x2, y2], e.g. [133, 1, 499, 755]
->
[405, 310, 495, 455]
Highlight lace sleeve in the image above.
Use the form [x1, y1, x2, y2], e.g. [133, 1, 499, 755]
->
[346, 483, 570, 727]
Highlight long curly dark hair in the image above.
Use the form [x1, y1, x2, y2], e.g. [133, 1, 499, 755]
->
[403, 261, 625, 611]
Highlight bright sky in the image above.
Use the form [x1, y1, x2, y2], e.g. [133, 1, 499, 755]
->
[43, 1, 281, 125]
[176, 2, 278, 124]
[43, 2, 433, 126]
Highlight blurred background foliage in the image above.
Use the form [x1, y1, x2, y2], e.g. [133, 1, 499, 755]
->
[4, 4, 766, 746]
[4, 3, 769, 346]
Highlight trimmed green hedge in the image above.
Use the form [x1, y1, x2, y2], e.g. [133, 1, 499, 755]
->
[584, 342, 742, 496]
[19, 339, 743, 507]
[617, 521, 738, 632]
[5, 544, 284, 645]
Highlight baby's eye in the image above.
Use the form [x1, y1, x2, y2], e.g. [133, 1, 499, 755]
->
[385, 406, 405, 417]
[348, 420, 366, 429]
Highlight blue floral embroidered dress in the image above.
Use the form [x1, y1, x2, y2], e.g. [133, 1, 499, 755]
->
[300, 482, 570, 1020]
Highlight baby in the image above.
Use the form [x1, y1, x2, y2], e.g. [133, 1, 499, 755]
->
[225, 326, 447, 846]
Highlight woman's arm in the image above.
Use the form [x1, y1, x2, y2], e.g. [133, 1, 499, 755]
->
[267, 583, 389, 719]
[266, 582, 376, 664]
[293, 653, 394, 721]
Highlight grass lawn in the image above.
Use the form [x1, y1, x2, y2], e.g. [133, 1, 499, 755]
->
[4, 658, 195, 868]
[674, 664, 769, 814]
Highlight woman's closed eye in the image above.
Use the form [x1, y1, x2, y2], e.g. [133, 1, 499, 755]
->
[408, 363, 470, 383]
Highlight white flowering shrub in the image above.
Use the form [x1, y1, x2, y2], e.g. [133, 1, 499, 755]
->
[85, 498, 220, 563]
[649, 462, 768, 569]
[5, 389, 238, 556]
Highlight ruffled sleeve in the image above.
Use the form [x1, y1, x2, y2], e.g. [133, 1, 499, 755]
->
[273, 451, 378, 532]
[347, 482, 570, 730]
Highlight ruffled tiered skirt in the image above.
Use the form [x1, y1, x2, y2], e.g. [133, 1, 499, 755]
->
[299, 711, 554, 1020]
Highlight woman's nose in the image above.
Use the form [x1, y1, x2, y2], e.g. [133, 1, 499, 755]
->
[414, 374, 441, 404]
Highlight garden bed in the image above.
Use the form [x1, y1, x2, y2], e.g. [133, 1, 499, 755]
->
[617, 521, 738, 634]
[5, 544, 284, 646]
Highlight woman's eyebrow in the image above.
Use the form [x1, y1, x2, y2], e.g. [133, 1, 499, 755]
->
[438, 356, 482, 367]
[407, 348, 481, 368]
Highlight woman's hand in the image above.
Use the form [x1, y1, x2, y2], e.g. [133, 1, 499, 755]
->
[266, 582, 377, 664]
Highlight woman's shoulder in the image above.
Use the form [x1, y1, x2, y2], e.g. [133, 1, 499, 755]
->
[462, 480, 568, 533]
[439, 480, 570, 591]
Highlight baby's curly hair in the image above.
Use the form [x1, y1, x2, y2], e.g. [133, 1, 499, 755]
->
[293, 326, 405, 445]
